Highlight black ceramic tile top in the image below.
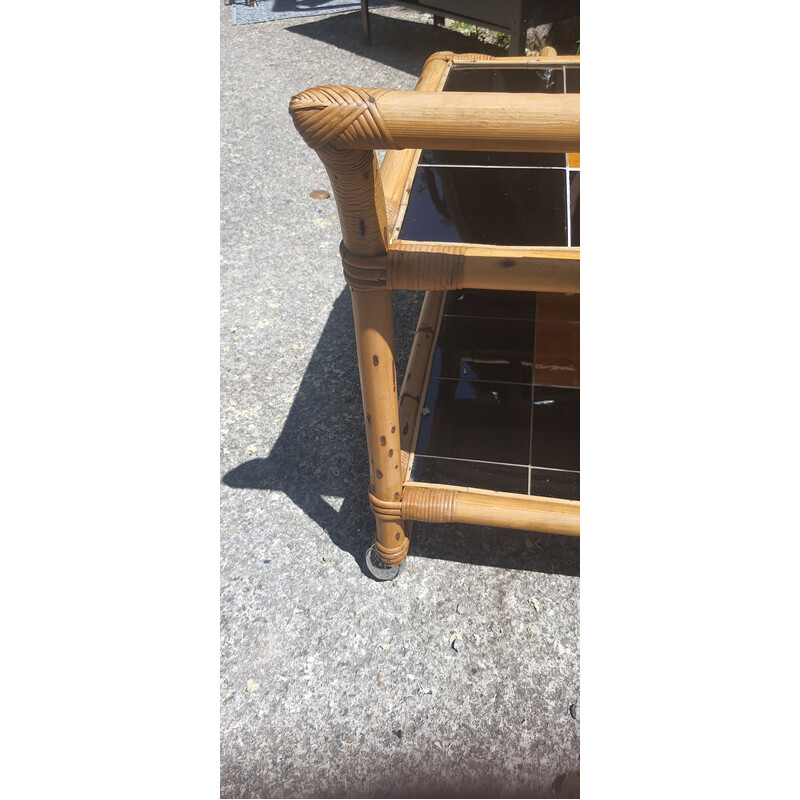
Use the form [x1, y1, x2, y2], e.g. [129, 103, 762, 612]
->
[565, 66, 580, 94]
[534, 292, 579, 323]
[399, 166, 568, 246]
[434, 315, 534, 384]
[411, 455, 529, 495]
[444, 67, 565, 94]
[533, 320, 579, 388]
[419, 149, 566, 168]
[569, 171, 580, 247]
[408, 286, 579, 499]
[530, 468, 580, 501]
[415, 378, 532, 465]
[530, 386, 579, 471]
[444, 289, 537, 320]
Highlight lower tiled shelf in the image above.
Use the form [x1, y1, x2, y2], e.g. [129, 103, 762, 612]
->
[406, 289, 580, 502]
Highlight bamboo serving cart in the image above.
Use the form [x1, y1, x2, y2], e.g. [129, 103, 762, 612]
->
[289, 50, 579, 579]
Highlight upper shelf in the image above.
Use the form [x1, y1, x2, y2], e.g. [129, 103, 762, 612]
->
[397, 62, 580, 248]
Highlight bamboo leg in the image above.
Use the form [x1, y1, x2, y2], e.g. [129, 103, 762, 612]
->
[510, 0, 525, 56]
[361, 0, 371, 45]
[350, 287, 408, 567]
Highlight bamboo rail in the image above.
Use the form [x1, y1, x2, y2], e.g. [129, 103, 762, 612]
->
[397, 290, 445, 477]
[290, 88, 579, 155]
[401, 484, 579, 536]
[342, 244, 579, 293]
[451, 53, 579, 65]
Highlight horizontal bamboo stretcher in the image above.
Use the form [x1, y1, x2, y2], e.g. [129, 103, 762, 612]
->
[342, 244, 579, 294]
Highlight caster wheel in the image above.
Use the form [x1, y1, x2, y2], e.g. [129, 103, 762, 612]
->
[365, 544, 405, 581]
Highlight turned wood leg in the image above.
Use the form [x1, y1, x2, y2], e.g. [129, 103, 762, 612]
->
[350, 287, 409, 568]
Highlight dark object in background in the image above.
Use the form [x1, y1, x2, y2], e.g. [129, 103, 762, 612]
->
[361, 0, 581, 56]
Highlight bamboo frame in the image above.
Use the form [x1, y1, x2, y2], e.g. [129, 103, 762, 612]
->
[288, 52, 580, 569]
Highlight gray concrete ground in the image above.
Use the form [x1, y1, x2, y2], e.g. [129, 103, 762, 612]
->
[220, 5, 579, 797]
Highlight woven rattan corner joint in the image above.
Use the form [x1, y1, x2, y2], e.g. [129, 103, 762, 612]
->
[289, 51, 580, 579]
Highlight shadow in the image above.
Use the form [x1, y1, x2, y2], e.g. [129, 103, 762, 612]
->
[412, 520, 579, 577]
[222, 287, 579, 578]
[223, 288, 424, 578]
[286, 11, 507, 77]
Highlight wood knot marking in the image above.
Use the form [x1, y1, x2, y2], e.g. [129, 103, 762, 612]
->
[395, 532, 400, 540]
[380, 436, 386, 446]
[376, 470, 383, 479]
[500, 259, 516, 268]
[372, 355, 379, 366]
[366, 413, 371, 424]
[388, 449, 393, 457]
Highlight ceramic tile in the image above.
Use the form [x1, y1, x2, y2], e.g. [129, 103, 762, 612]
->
[416, 378, 532, 465]
[410, 455, 529, 495]
[443, 289, 536, 320]
[535, 292, 579, 323]
[400, 166, 568, 247]
[529, 468, 580, 501]
[569, 170, 580, 247]
[444, 67, 565, 94]
[530, 386, 579, 471]
[435, 315, 534, 384]
[565, 66, 580, 94]
[533, 321, 579, 388]
[419, 149, 566, 168]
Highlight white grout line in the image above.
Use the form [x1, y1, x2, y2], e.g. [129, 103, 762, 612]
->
[529, 293, 538, 484]
[418, 163, 568, 170]
[414, 453, 579, 475]
[414, 453, 530, 470]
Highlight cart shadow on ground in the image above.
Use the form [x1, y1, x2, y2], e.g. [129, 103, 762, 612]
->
[222, 288, 579, 579]
[285, 11, 507, 77]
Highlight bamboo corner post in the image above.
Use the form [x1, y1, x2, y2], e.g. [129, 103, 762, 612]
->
[289, 86, 409, 573]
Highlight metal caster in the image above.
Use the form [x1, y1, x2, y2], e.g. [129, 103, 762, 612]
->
[365, 544, 405, 581]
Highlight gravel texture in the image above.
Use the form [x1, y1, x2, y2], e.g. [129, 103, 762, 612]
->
[220, 6, 579, 797]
